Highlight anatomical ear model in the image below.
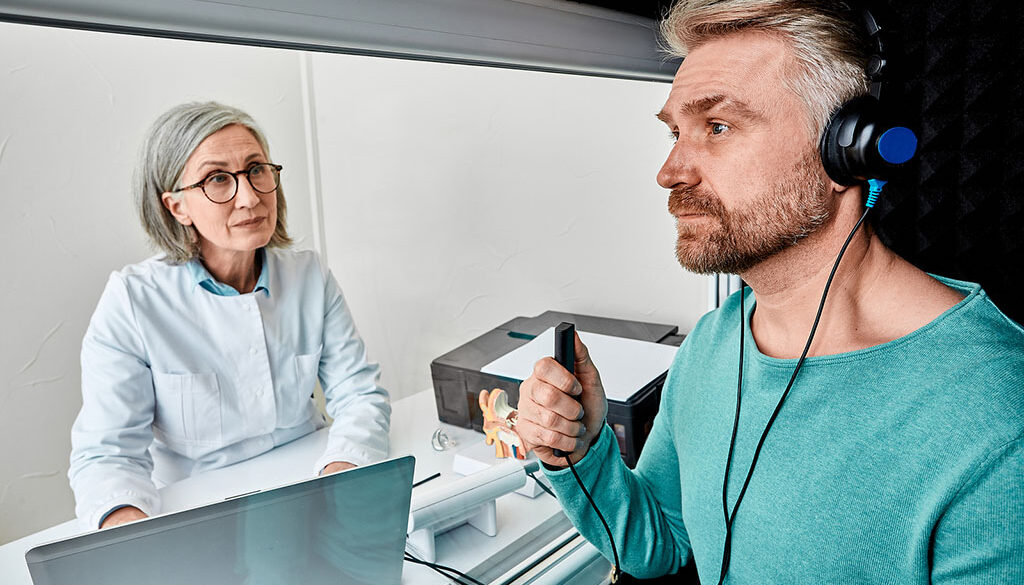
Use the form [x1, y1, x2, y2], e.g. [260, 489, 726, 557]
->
[479, 389, 528, 460]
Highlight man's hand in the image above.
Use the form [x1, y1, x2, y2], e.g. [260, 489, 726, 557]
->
[517, 333, 608, 467]
[100, 506, 147, 529]
[320, 461, 357, 476]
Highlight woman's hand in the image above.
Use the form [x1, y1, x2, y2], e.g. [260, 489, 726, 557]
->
[320, 461, 357, 475]
[100, 506, 148, 529]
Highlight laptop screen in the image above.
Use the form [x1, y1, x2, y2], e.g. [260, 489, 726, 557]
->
[26, 456, 415, 585]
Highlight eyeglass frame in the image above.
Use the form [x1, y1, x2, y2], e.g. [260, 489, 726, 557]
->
[171, 163, 284, 204]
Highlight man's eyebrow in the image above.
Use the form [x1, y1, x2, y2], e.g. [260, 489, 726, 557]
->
[656, 94, 763, 123]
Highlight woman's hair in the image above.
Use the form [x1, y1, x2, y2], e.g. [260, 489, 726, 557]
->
[660, 0, 870, 139]
[135, 101, 292, 263]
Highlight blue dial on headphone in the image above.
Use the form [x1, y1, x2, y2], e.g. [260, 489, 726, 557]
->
[877, 127, 918, 165]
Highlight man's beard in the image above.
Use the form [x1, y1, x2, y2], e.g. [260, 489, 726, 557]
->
[668, 152, 831, 274]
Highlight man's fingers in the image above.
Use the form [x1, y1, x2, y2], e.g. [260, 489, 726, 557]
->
[528, 380, 584, 420]
[525, 401, 586, 437]
[517, 417, 583, 454]
[574, 332, 592, 368]
[531, 357, 582, 395]
[519, 348, 603, 464]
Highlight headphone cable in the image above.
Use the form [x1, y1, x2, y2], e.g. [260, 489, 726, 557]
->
[717, 199, 876, 585]
[526, 468, 558, 500]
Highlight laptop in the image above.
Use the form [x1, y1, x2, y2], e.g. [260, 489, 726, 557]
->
[26, 456, 415, 585]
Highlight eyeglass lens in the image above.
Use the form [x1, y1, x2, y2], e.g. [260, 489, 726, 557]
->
[203, 164, 279, 203]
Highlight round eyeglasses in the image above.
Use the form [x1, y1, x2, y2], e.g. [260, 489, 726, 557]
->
[172, 163, 283, 204]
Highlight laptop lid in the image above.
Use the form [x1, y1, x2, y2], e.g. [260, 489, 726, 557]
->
[26, 456, 415, 585]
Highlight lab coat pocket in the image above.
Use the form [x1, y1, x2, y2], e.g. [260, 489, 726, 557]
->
[152, 371, 223, 447]
[287, 346, 323, 427]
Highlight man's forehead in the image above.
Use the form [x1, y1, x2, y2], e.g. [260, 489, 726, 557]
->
[661, 32, 793, 118]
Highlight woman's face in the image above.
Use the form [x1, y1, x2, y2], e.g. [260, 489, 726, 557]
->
[161, 124, 278, 261]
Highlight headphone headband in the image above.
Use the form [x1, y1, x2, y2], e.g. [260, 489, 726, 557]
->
[860, 7, 886, 99]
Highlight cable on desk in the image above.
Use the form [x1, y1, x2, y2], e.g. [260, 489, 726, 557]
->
[525, 469, 557, 500]
[406, 557, 468, 585]
[404, 550, 486, 585]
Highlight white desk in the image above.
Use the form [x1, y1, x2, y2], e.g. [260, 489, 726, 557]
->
[0, 390, 609, 584]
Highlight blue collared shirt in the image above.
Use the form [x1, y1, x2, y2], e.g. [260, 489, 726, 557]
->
[185, 249, 270, 297]
[69, 248, 390, 528]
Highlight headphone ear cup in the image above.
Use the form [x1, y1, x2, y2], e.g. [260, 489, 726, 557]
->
[820, 102, 858, 186]
[820, 95, 918, 185]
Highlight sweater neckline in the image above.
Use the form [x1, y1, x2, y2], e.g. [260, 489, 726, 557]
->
[741, 274, 981, 369]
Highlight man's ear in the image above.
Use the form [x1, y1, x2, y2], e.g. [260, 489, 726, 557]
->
[161, 192, 193, 226]
[830, 180, 853, 194]
[822, 168, 855, 198]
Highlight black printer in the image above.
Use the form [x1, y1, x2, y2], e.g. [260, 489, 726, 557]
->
[430, 311, 684, 467]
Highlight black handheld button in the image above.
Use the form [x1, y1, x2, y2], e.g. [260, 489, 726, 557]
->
[552, 322, 576, 458]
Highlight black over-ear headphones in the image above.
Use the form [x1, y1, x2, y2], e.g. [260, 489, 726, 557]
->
[819, 7, 919, 186]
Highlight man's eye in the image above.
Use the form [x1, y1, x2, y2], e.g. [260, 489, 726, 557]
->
[710, 122, 730, 135]
[668, 131, 679, 142]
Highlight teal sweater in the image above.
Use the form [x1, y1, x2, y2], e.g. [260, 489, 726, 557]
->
[545, 277, 1024, 583]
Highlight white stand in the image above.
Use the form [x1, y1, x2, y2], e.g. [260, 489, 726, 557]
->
[452, 440, 550, 498]
[407, 460, 528, 562]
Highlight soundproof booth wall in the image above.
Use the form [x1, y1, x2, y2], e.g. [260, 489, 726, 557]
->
[866, 0, 1023, 326]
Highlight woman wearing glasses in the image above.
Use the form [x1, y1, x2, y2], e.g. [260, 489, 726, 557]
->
[68, 102, 390, 529]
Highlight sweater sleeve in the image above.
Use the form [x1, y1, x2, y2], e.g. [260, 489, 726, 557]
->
[931, 434, 1024, 584]
[543, 412, 692, 578]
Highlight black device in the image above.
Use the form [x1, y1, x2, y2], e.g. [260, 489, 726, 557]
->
[819, 7, 918, 186]
[430, 311, 682, 467]
[549, 319, 622, 581]
[551, 322, 576, 458]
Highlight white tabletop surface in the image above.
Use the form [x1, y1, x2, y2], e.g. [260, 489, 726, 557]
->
[0, 390, 590, 585]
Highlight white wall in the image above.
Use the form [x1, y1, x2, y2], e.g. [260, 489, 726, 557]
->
[311, 53, 705, 398]
[0, 22, 704, 544]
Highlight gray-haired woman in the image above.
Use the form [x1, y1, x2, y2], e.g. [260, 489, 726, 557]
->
[68, 102, 390, 529]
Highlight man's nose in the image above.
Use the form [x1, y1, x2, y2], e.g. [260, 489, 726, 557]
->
[657, 139, 700, 189]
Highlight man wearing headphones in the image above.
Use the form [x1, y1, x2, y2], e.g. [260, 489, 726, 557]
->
[515, 1, 1024, 583]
